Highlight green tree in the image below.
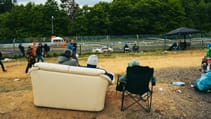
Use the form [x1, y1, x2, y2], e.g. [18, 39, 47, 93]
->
[194, 0, 210, 32]
[109, 0, 134, 35]
[1, 0, 211, 40]
[0, 12, 12, 41]
[87, 2, 111, 35]
[0, 0, 14, 13]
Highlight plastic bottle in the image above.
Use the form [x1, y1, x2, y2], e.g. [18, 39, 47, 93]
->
[172, 81, 185, 86]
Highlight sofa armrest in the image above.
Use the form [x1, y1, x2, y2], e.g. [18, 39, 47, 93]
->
[100, 73, 115, 85]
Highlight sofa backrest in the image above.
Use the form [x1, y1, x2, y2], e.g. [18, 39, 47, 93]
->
[33, 62, 106, 75]
[31, 62, 115, 82]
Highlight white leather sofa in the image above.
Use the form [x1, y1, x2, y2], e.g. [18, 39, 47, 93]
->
[30, 62, 114, 111]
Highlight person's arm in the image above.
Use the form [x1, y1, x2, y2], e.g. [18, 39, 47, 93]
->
[119, 74, 127, 83]
[104, 72, 114, 80]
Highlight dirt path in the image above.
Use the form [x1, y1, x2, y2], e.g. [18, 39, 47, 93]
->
[0, 49, 210, 119]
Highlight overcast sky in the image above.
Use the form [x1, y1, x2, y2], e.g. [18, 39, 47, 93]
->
[17, 0, 112, 6]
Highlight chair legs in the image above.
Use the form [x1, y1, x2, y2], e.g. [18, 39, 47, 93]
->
[121, 91, 152, 112]
[121, 90, 125, 111]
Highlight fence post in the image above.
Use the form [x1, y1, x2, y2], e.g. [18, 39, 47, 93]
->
[136, 34, 139, 40]
[201, 39, 204, 47]
[79, 44, 81, 55]
[164, 37, 167, 50]
[13, 38, 16, 53]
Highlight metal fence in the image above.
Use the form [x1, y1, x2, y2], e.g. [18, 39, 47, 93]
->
[1, 34, 211, 56]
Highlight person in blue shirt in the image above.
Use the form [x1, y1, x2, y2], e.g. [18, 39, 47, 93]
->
[67, 39, 73, 51]
[36, 43, 44, 62]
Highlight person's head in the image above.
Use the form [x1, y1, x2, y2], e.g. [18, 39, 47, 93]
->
[32, 41, 36, 46]
[64, 49, 72, 57]
[71, 39, 74, 43]
[202, 56, 207, 61]
[87, 54, 98, 68]
[208, 43, 211, 49]
[29, 45, 33, 48]
[69, 39, 73, 43]
[128, 60, 140, 67]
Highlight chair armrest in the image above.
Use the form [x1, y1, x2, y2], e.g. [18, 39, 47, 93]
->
[151, 77, 156, 86]
[116, 74, 127, 91]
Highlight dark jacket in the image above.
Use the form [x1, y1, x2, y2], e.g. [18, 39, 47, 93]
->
[57, 53, 78, 66]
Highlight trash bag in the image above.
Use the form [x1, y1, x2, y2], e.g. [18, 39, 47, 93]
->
[194, 71, 211, 92]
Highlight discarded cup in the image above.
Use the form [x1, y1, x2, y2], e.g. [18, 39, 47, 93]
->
[172, 81, 185, 86]
[14, 78, 20, 81]
[159, 88, 163, 91]
[176, 89, 182, 93]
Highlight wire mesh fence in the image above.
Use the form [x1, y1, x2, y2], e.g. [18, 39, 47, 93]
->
[0, 34, 211, 57]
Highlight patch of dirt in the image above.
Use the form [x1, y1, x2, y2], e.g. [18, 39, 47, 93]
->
[0, 49, 210, 119]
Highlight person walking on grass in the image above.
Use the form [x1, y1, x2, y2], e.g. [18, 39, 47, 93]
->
[0, 51, 7, 72]
[43, 43, 50, 57]
[36, 43, 44, 62]
[25, 45, 36, 73]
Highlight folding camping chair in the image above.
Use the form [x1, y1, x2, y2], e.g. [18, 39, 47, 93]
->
[117, 66, 156, 112]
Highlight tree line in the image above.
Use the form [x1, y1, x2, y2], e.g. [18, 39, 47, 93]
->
[0, 0, 211, 42]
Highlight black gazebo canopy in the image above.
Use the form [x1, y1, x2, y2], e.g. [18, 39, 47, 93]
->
[166, 27, 200, 42]
[166, 27, 200, 36]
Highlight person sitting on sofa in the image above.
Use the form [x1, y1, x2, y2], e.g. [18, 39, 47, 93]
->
[86, 54, 114, 80]
[57, 49, 79, 66]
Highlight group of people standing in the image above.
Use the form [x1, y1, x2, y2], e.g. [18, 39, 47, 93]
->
[25, 42, 50, 73]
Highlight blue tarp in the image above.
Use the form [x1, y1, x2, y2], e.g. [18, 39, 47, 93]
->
[194, 71, 211, 92]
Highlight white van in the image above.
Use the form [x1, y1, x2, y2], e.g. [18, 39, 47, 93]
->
[51, 37, 65, 46]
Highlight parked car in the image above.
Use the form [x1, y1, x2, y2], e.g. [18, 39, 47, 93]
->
[92, 46, 113, 53]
